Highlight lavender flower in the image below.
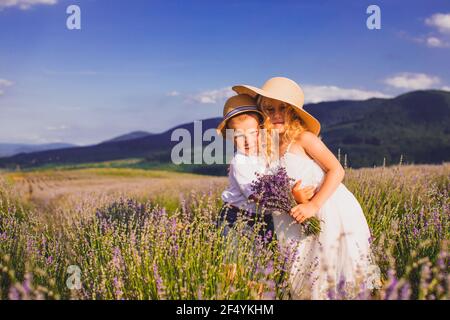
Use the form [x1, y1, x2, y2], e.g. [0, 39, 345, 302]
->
[251, 166, 321, 235]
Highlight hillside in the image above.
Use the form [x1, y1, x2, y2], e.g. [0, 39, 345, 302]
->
[0, 143, 76, 158]
[318, 90, 450, 167]
[0, 90, 449, 171]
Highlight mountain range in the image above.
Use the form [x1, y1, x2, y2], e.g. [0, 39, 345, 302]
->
[0, 143, 76, 158]
[0, 90, 449, 173]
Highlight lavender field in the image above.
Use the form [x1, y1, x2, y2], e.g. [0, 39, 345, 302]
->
[0, 164, 448, 300]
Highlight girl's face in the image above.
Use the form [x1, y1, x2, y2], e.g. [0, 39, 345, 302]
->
[228, 115, 260, 156]
[260, 97, 288, 134]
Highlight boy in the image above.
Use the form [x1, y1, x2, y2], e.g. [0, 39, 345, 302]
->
[217, 94, 314, 242]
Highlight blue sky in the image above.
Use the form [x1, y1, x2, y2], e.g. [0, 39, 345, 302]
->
[1, 0, 450, 145]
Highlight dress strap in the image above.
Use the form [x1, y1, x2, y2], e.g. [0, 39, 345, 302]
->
[286, 140, 294, 153]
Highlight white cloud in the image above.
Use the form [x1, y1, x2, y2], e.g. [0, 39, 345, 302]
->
[0, 79, 13, 87]
[0, 78, 13, 95]
[180, 78, 448, 106]
[398, 14, 450, 49]
[167, 90, 180, 97]
[46, 124, 69, 131]
[302, 85, 390, 103]
[384, 73, 441, 90]
[397, 31, 450, 49]
[190, 87, 234, 104]
[425, 13, 450, 34]
[185, 85, 390, 105]
[426, 36, 450, 48]
[0, 0, 57, 10]
[441, 86, 450, 91]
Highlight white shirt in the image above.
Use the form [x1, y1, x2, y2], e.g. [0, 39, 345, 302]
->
[221, 151, 268, 213]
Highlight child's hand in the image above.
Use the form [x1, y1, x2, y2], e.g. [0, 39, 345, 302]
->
[290, 202, 319, 223]
[292, 180, 316, 204]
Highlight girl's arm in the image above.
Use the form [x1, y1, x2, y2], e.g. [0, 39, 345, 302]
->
[292, 180, 316, 204]
[290, 131, 345, 222]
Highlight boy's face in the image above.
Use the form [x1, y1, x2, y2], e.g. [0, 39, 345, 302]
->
[228, 115, 260, 156]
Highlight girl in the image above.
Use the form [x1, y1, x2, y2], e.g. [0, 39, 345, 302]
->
[233, 77, 380, 299]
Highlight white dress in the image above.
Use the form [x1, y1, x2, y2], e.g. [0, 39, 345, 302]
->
[271, 145, 380, 299]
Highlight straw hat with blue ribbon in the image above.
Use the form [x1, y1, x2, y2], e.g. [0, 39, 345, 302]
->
[217, 94, 266, 137]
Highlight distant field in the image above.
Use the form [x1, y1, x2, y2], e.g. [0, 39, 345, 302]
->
[0, 163, 448, 299]
[8, 158, 229, 177]
[2, 167, 226, 223]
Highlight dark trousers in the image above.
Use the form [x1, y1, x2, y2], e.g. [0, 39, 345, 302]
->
[218, 203, 275, 243]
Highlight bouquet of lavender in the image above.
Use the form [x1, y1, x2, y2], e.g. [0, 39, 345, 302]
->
[251, 166, 321, 236]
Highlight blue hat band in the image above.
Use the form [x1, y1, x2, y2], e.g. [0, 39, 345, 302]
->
[224, 105, 260, 120]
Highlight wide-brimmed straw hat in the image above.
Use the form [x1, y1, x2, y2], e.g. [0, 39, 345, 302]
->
[232, 77, 321, 136]
[216, 94, 266, 137]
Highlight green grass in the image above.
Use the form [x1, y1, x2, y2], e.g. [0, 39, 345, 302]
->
[7, 158, 227, 176]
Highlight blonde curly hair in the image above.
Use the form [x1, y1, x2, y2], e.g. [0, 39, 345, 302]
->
[257, 95, 308, 162]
